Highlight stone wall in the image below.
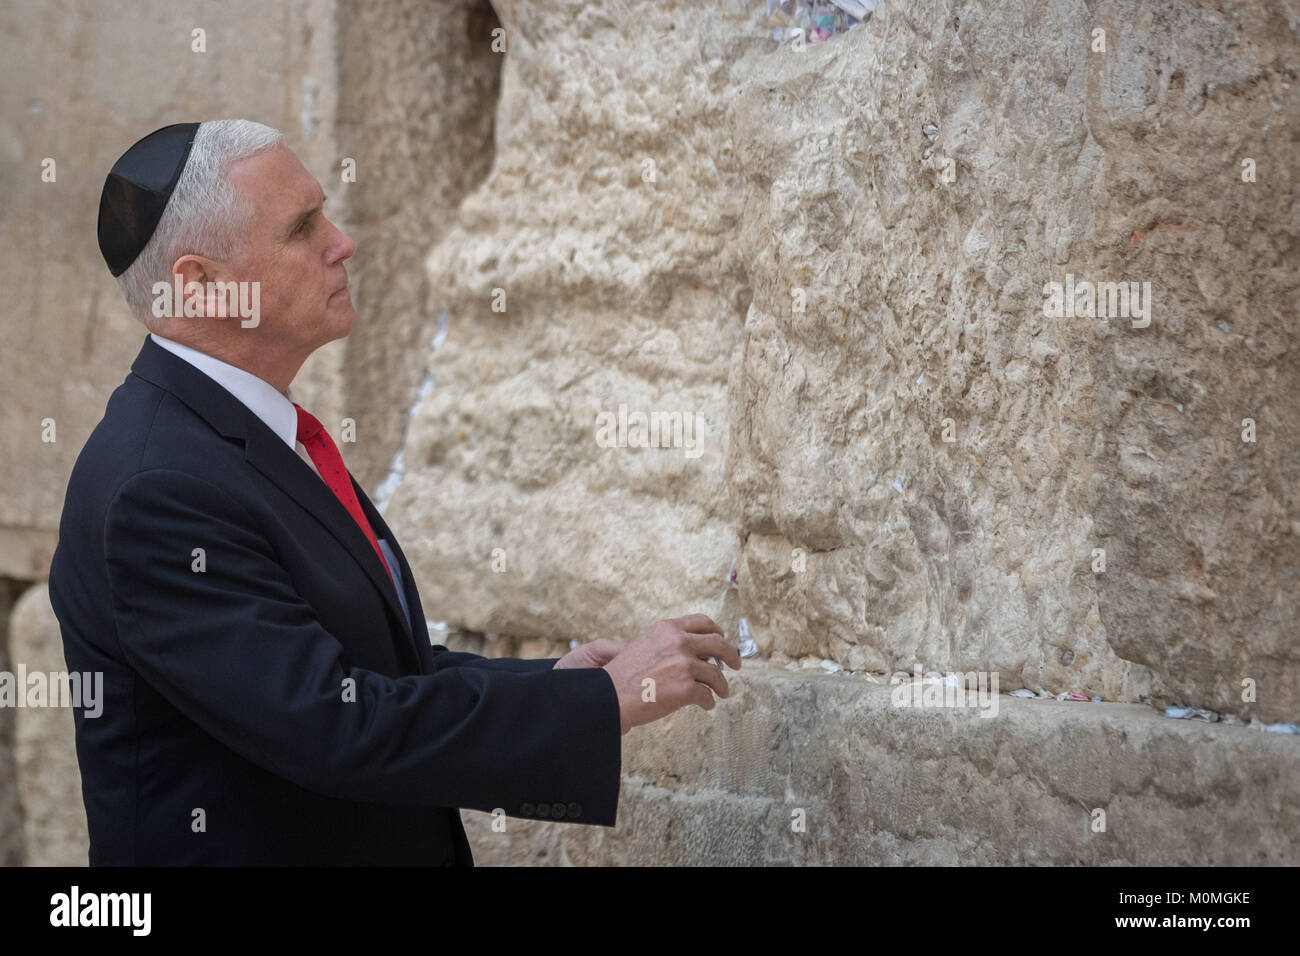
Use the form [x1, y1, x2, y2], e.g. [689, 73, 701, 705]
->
[9, 585, 84, 865]
[464, 662, 1300, 866]
[1, 0, 1297, 865]
[0, 580, 29, 865]
[392, 0, 1300, 727]
[333, 0, 505, 497]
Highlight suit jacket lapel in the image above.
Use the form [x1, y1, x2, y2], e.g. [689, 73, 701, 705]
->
[355, 486, 430, 658]
[359, 497, 436, 668]
[129, 334, 419, 668]
[244, 426, 418, 651]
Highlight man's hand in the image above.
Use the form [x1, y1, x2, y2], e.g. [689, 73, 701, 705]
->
[553, 637, 626, 670]
[602, 614, 740, 735]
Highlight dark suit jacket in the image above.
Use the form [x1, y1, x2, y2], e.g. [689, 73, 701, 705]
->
[48, 333, 622, 865]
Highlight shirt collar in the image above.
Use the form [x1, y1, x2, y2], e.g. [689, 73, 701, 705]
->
[149, 333, 300, 450]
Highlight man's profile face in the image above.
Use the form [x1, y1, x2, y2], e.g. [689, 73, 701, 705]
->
[222, 143, 356, 352]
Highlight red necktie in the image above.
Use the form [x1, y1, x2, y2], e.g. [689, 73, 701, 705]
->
[293, 403, 394, 586]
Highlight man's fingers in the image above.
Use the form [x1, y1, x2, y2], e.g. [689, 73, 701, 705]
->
[687, 656, 729, 699]
[690, 682, 717, 713]
[672, 613, 723, 636]
[684, 631, 742, 670]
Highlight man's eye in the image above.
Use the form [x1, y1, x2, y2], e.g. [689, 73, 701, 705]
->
[294, 218, 312, 236]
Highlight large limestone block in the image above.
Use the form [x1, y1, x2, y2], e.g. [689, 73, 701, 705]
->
[385, 0, 1299, 723]
[463, 664, 1300, 865]
[729, 0, 1300, 722]
[391, 0, 752, 647]
[0, 580, 27, 865]
[334, 0, 507, 495]
[10, 584, 88, 866]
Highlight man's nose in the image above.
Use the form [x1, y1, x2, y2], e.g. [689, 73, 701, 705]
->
[327, 219, 356, 262]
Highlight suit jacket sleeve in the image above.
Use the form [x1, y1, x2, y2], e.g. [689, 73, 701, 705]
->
[103, 468, 622, 823]
[429, 652, 562, 674]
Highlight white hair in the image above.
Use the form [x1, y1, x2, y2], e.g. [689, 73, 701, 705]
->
[116, 119, 285, 327]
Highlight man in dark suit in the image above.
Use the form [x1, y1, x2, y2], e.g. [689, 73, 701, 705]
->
[48, 120, 739, 866]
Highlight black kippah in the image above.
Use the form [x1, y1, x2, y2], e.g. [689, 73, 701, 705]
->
[97, 123, 201, 277]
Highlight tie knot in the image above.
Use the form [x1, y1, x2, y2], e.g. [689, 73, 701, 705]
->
[293, 402, 324, 444]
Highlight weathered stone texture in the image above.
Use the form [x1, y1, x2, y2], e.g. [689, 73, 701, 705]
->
[10, 585, 87, 866]
[389, 0, 1300, 724]
[463, 664, 1300, 866]
[335, 0, 505, 496]
[0, 580, 28, 865]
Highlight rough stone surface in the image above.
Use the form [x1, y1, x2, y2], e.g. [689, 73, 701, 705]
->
[388, 0, 1300, 724]
[0, 580, 28, 865]
[334, 0, 505, 500]
[463, 662, 1300, 865]
[9, 585, 87, 866]
[395, 0, 753, 655]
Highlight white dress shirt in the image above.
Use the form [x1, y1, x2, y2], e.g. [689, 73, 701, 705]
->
[148, 333, 413, 628]
[149, 333, 322, 479]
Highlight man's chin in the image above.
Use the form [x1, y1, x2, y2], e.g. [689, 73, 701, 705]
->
[329, 298, 356, 336]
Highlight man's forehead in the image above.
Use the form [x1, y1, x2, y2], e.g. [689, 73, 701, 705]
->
[230, 145, 320, 204]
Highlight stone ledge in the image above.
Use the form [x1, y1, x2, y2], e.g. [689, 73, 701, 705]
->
[464, 662, 1300, 865]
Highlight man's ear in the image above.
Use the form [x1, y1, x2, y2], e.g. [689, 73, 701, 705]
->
[171, 253, 215, 288]
[170, 254, 228, 319]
